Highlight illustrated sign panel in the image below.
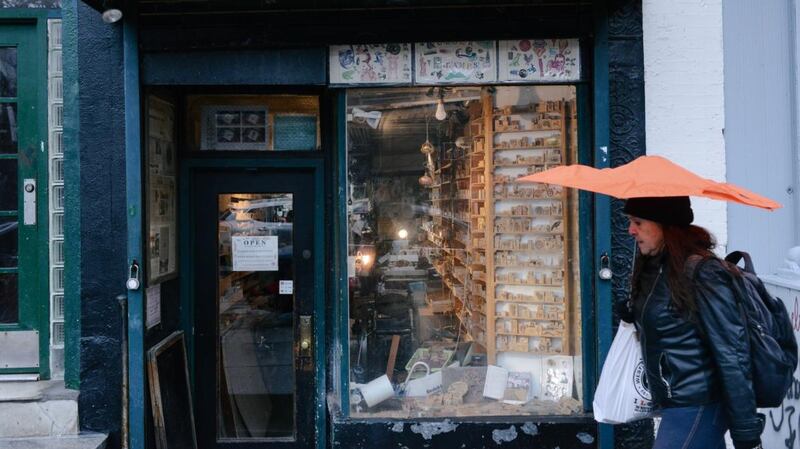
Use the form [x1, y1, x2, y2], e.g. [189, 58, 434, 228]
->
[499, 39, 580, 82]
[330, 44, 412, 84]
[414, 41, 497, 84]
[232, 236, 278, 272]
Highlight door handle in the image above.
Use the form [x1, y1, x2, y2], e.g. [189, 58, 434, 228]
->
[299, 315, 312, 357]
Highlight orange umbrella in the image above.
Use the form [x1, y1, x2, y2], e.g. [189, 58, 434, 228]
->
[518, 155, 781, 210]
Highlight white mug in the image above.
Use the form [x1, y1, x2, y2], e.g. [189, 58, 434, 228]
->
[359, 374, 394, 407]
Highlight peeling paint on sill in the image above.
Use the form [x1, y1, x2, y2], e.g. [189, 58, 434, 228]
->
[390, 422, 404, 433]
[492, 425, 518, 444]
[576, 432, 595, 444]
[409, 420, 458, 440]
[521, 422, 539, 436]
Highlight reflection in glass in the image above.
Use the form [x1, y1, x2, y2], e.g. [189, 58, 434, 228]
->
[0, 103, 17, 153]
[0, 273, 17, 323]
[346, 86, 582, 418]
[0, 158, 17, 210]
[0, 217, 18, 267]
[0, 48, 16, 98]
[217, 193, 295, 439]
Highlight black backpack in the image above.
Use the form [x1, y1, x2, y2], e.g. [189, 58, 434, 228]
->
[694, 251, 798, 408]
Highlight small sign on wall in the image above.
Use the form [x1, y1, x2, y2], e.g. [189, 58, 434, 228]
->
[146, 284, 162, 330]
[232, 236, 278, 271]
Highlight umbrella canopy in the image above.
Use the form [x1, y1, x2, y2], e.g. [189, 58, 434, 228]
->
[518, 155, 781, 210]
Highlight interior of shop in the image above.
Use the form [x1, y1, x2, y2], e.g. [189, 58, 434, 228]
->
[346, 85, 583, 417]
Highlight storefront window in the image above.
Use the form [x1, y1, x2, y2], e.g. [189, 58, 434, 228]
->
[185, 95, 320, 152]
[346, 86, 582, 418]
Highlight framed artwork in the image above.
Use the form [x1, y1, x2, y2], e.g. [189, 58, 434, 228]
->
[200, 106, 269, 150]
[147, 331, 197, 449]
[146, 95, 178, 284]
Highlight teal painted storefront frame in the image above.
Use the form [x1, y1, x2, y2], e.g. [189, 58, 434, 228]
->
[123, 10, 146, 449]
[62, 0, 81, 389]
[593, 0, 615, 447]
[179, 158, 328, 449]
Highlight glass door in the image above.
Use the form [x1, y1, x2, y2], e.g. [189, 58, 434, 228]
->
[193, 169, 317, 449]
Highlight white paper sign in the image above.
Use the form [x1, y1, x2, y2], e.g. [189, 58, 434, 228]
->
[232, 236, 278, 272]
[279, 280, 294, 295]
[483, 365, 508, 400]
[146, 284, 161, 329]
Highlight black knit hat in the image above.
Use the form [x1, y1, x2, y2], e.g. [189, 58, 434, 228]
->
[623, 196, 694, 226]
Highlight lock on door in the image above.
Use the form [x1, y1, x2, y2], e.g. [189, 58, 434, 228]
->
[299, 315, 312, 357]
[23, 179, 35, 225]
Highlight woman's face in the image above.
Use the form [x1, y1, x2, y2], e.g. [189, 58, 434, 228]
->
[627, 215, 665, 256]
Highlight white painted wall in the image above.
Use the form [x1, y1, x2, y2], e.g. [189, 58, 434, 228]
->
[723, 0, 799, 276]
[642, 0, 728, 253]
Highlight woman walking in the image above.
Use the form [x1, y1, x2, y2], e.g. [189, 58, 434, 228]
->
[617, 196, 764, 449]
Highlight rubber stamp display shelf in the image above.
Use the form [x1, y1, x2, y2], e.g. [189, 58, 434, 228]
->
[424, 90, 578, 365]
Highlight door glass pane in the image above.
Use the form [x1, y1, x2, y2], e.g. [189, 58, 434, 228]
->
[217, 193, 295, 440]
[0, 158, 17, 210]
[0, 48, 17, 98]
[0, 103, 18, 153]
[0, 272, 18, 324]
[0, 217, 18, 267]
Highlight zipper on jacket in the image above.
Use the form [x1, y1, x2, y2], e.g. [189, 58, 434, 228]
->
[638, 266, 663, 398]
[658, 353, 673, 399]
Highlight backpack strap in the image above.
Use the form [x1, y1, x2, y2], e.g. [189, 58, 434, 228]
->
[725, 251, 756, 275]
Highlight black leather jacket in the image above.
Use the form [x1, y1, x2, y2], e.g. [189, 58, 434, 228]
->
[616, 254, 764, 443]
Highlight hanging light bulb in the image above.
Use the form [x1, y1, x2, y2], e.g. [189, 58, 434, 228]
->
[420, 116, 434, 154]
[397, 229, 409, 239]
[435, 98, 447, 120]
[419, 174, 433, 187]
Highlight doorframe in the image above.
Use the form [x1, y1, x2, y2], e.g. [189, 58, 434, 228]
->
[179, 158, 327, 449]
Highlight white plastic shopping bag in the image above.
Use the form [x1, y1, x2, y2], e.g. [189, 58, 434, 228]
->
[593, 321, 654, 424]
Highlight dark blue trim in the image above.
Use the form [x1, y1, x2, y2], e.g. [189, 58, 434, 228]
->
[123, 12, 145, 449]
[593, 0, 613, 447]
[576, 83, 596, 413]
[141, 48, 327, 86]
[334, 90, 350, 415]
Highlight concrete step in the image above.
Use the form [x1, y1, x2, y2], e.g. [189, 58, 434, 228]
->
[0, 433, 107, 449]
[0, 381, 79, 438]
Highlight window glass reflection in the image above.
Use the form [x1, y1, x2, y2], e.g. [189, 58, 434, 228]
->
[346, 86, 582, 418]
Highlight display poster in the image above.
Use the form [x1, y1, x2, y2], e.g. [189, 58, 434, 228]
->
[329, 43, 412, 84]
[147, 96, 178, 284]
[232, 236, 278, 272]
[498, 39, 580, 82]
[146, 284, 162, 330]
[414, 41, 497, 84]
[200, 106, 269, 151]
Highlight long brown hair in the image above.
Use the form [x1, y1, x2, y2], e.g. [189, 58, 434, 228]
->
[632, 224, 716, 318]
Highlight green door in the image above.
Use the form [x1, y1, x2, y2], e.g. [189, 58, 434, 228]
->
[0, 22, 48, 377]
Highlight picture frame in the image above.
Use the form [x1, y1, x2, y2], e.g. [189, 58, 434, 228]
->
[200, 105, 269, 151]
[147, 331, 198, 449]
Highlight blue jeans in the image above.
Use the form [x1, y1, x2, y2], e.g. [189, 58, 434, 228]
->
[653, 403, 728, 449]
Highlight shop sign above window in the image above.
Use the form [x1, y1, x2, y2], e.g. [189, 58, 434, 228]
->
[498, 39, 580, 82]
[414, 41, 497, 85]
[329, 39, 580, 86]
[329, 43, 413, 85]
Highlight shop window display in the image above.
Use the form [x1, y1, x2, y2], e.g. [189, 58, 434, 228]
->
[347, 86, 582, 418]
